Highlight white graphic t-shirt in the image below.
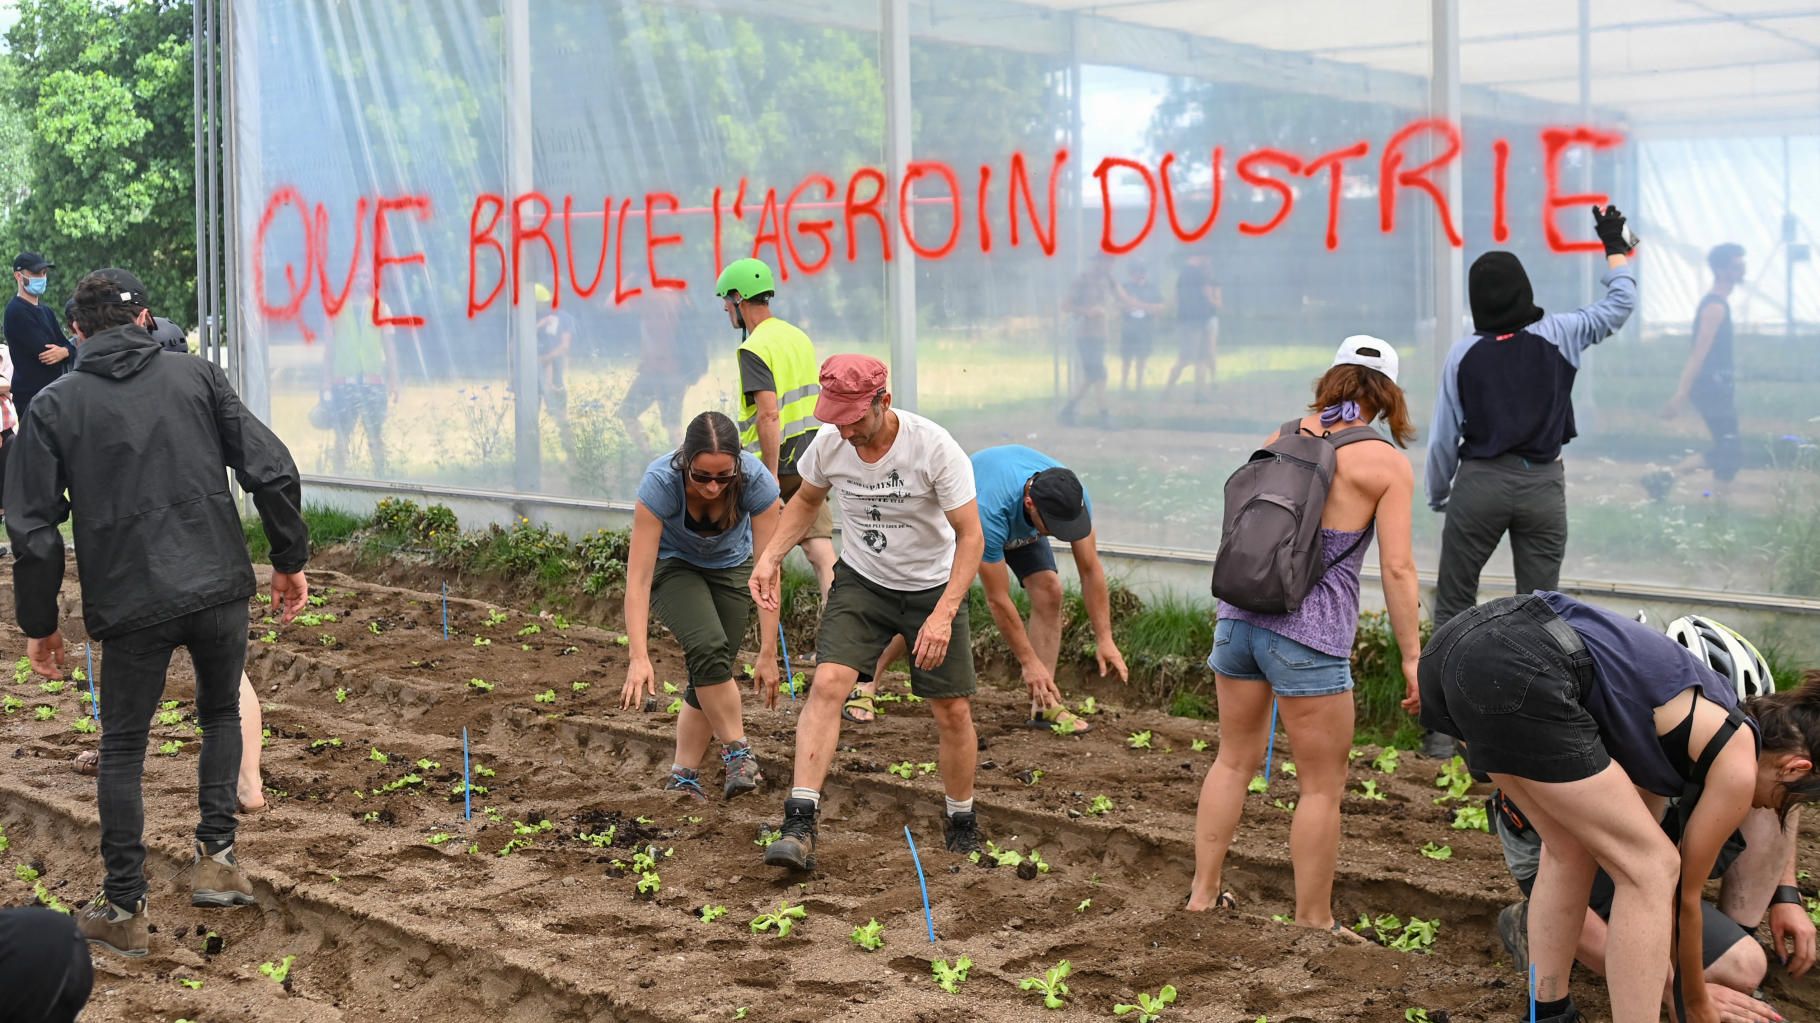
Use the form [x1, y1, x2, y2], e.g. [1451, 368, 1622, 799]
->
[797, 409, 977, 591]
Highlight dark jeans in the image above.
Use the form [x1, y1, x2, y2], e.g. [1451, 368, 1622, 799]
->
[1691, 383, 1742, 483]
[1434, 455, 1568, 631]
[98, 600, 246, 906]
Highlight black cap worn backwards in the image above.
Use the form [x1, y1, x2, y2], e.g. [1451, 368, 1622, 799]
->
[1028, 467, 1092, 543]
[87, 267, 150, 307]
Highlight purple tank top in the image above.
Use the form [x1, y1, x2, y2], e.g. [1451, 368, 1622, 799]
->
[1218, 525, 1373, 658]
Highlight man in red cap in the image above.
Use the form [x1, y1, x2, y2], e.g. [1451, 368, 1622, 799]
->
[749, 354, 987, 870]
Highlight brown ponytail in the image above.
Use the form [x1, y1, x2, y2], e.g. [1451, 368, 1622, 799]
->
[1745, 670, 1820, 822]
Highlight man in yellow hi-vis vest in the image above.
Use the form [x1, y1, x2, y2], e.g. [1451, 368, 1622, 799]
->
[717, 258, 835, 599]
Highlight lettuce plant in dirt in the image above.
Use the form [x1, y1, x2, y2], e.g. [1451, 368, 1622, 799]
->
[1451, 805, 1490, 832]
[1127, 730, 1153, 749]
[1115, 984, 1178, 1021]
[1355, 913, 1440, 953]
[1356, 780, 1386, 801]
[1371, 747, 1400, 774]
[1419, 843, 1452, 861]
[750, 901, 807, 938]
[1433, 756, 1473, 803]
[258, 955, 295, 985]
[1019, 959, 1071, 1009]
[931, 955, 972, 994]
[1087, 795, 1115, 816]
[850, 918, 885, 951]
[699, 904, 727, 923]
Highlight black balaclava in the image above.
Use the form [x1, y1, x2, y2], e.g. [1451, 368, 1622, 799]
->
[1469, 251, 1546, 334]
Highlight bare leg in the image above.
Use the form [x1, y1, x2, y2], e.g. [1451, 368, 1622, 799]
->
[929, 697, 977, 803]
[790, 661, 860, 792]
[672, 702, 715, 773]
[237, 674, 264, 811]
[1276, 690, 1355, 928]
[1188, 675, 1272, 910]
[799, 538, 836, 603]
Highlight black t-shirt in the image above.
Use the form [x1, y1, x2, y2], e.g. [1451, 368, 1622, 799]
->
[3, 296, 72, 414]
[1690, 294, 1733, 395]
[1177, 265, 1217, 321]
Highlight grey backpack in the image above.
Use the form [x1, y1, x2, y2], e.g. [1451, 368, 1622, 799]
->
[1210, 418, 1386, 614]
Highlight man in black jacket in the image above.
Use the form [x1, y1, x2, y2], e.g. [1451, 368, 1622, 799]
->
[5, 267, 310, 958]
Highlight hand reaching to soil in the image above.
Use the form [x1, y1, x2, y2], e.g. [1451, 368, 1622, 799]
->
[1400, 655, 1421, 714]
[621, 657, 656, 710]
[1096, 638, 1129, 684]
[753, 657, 781, 709]
[27, 631, 66, 680]
[271, 571, 310, 623]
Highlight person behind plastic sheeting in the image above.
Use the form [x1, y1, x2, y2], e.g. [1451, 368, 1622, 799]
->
[4, 267, 311, 958]
[0, 907, 93, 1023]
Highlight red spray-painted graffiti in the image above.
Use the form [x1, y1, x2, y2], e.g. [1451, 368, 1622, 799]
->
[251, 119, 1624, 335]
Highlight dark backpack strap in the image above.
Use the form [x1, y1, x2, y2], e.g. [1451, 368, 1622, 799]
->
[1323, 424, 1392, 450]
[1320, 529, 1371, 575]
[1669, 701, 1752, 1023]
[1278, 418, 1306, 440]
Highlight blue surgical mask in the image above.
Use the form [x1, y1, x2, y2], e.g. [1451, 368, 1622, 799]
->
[23, 276, 48, 296]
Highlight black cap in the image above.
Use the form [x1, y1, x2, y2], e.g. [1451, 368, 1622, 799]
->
[1028, 467, 1092, 543]
[1469, 251, 1545, 334]
[12, 252, 53, 273]
[87, 267, 150, 307]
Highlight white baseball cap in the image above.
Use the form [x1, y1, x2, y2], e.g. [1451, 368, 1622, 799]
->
[1332, 335, 1399, 384]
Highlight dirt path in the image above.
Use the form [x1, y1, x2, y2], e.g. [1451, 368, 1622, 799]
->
[1, 565, 1813, 1021]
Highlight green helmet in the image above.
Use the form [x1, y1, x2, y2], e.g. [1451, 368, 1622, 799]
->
[715, 257, 775, 301]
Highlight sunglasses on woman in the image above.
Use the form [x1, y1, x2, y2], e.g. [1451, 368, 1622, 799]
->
[689, 469, 739, 486]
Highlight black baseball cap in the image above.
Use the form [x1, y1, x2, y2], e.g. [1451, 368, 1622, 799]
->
[12, 252, 53, 273]
[1028, 467, 1092, 542]
[87, 267, 150, 307]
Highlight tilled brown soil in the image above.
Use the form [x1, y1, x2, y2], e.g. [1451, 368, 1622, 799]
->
[1, 564, 1814, 1022]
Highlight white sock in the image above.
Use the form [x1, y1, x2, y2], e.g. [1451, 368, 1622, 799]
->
[945, 796, 973, 817]
[790, 787, 821, 808]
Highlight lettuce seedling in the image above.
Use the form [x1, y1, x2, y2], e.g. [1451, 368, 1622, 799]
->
[1088, 795, 1115, 815]
[754, 828, 781, 848]
[1371, 747, 1400, 775]
[888, 762, 915, 779]
[1280, 761, 1297, 777]
[534, 689, 556, 704]
[1356, 780, 1386, 801]
[485, 610, 508, 626]
[0, 695, 22, 714]
[369, 748, 389, 764]
[1433, 756, 1472, 803]
[850, 918, 885, 951]
[1190, 739, 1209, 752]
[1419, 842, 1452, 861]
[665, 698, 683, 715]
[35, 706, 56, 721]
[258, 955, 295, 985]
[179, 978, 203, 990]
[1127, 730, 1153, 750]
[1076, 898, 1091, 913]
[662, 680, 679, 695]
[516, 623, 541, 637]
[158, 740, 181, 755]
[1078, 697, 1098, 715]
[1247, 776, 1268, 794]
[310, 738, 342, 750]
[1451, 805, 1490, 832]
[14, 864, 38, 882]
[335, 687, 349, 703]
[750, 900, 807, 938]
[38, 680, 64, 694]
[700, 904, 727, 922]
[467, 678, 494, 693]
[1019, 959, 1071, 1009]
[636, 871, 662, 895]
[72, 718, 97, 734]
[572, 681, 590, 693]
[1405, 1010, 1431, 1023]
[427, 833, 452, 846]
[513, 819, 555, 836]
[472, 636, 491, 648]
[932, 955, 972, 994]
[1114, 984, 1178, 1022]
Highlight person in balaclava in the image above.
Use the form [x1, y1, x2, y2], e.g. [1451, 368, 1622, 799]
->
[1421, 206, 1637, 759]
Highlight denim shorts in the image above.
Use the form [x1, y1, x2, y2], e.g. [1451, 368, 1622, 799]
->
[1208, 618, 1354, 697]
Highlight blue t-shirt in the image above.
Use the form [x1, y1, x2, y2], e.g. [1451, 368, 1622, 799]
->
[635, 451, 780, 569]
[972, 445, 1091, 564]
[1541, 591, 1754, 797]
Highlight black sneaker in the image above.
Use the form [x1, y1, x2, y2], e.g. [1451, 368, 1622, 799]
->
[944, 811, 983, 855]
[1496, 900, 1528, 974]
[1528, 998, 1583, 1023]
[764, 798, 817, 871]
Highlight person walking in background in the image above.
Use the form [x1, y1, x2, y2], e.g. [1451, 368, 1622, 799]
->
[1664, 243, 1745, 493]
[616, 279, 697, 460]
[5, 252, 74, 422]
[751, 355, 987, 871]
[1058, 257, 1121, 427]
[1118, 263, 1165, 393]
[1190, 337, 1422, 936]
[321, 270, 399, 478]
[1162, 249, 1221, 403]
[718, 257, 836, 601]
[7, 267, 310, 958]
[619, 411, 782, 802]
[1421, 206, 1637, 760]
[534, 283, 576, 455]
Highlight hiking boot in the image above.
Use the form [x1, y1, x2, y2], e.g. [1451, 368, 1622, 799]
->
[1527, 998, 1583, 1023]
[664, 770, 707, 803]
[1496, 900, 1529, 974]
[721, 742, 763, 800]
[1419, 730, 1456, 760]
[764, 798, 818, 872]
[78, 894, 148, 957]
[192, 841, 256, 907]
[944, 811, 984, 855]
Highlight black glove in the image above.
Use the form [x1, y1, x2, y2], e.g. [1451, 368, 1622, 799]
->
[1591, 204, 1633, 256]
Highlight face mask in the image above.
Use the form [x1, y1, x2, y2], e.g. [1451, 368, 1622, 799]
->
[23, 276, 48, 296]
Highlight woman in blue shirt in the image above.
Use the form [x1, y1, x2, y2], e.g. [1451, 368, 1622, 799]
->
[620, 411, 783, 801]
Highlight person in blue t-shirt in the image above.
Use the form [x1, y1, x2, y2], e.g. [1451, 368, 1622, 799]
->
[842, 445, 1127, 734]
[620, 411, 783, 802]
[1420, 592, 1820, 1023]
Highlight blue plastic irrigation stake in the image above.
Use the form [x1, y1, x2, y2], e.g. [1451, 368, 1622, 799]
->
[904, 825, 936, 943]
[1262, 697, 1280, 781]
[778, 623, 795, 701]
[462, 727, 472, 822]
[441, 582, 449, 640]
[1528, 963, 1536, 1023]
[86, 644, 98, 721]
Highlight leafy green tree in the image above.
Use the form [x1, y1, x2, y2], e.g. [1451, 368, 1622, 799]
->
[2, 0, 195, 323]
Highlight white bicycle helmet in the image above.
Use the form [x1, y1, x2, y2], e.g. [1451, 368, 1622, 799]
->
[1664, 614, 1774, 700]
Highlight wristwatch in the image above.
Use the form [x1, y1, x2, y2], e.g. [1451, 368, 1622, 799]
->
[1771, 884, 1804, 907]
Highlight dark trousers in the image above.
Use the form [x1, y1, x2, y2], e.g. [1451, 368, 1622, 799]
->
[1691, 384, 1742, 483]
[98, 601, 246, 906]
[1433, 455, 1568, 632]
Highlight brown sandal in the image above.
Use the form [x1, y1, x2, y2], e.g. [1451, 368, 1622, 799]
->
[72, 750, 98, 777]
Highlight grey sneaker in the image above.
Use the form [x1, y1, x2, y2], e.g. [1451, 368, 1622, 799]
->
[1419, 730, 1456, 760]
[191, 841, 256, 907]
[1497, 900, 1529, 974]
[764, 798, 818, 872]
[663, 770, 707, 803]
[79, 894, 149, 957]
[721, 741, 762, 800]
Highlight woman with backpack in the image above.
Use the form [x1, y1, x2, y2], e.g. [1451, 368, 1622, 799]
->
[1189, 337, 1424, 937]
[1423, 597, 1820, 1023]
[619, 411, 783, 801]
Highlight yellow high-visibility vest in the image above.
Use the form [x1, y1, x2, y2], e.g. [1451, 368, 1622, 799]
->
[736, 317, 819, 472]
